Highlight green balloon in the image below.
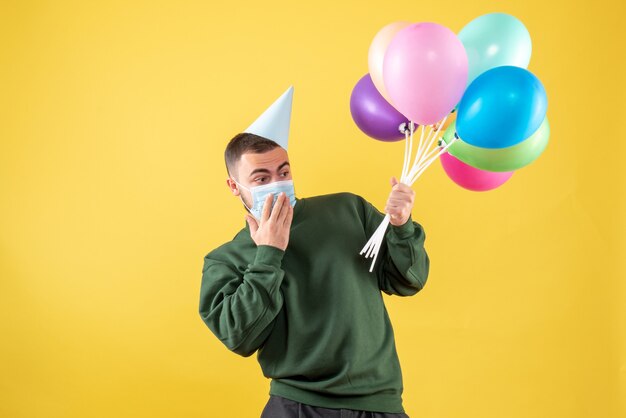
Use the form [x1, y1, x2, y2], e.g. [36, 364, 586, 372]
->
[441, 117, 550, 172]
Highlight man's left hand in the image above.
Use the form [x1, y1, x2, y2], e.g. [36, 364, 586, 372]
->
[385, 176, 415, 226]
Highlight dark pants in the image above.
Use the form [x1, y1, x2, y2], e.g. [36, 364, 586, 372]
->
[260, 395, 410, 418]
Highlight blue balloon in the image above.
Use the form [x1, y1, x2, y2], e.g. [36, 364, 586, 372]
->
[456, 66, 547, 149]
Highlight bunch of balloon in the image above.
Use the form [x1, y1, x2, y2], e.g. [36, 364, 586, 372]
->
[351, 14, 550, 271]
[439, 13, 550, 192]
[350, 21, 469, 272]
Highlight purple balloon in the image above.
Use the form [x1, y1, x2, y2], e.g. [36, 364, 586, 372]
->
[350, 73, 412, 142]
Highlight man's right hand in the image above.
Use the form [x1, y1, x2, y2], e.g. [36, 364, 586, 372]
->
[245, 192, 293, 251]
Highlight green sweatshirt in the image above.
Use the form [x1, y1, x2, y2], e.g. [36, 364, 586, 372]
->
[198, 192, 429, 414]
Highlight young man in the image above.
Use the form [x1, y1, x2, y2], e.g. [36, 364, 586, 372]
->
[198, 130, 430, 418]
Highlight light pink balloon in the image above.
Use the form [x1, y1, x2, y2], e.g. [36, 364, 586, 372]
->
[368, 21, 412, 104]
[440, 151, 514, 191]
[383, 22, 468, 125]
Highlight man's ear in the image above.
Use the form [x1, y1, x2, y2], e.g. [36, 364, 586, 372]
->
[226, 178, 240, 196]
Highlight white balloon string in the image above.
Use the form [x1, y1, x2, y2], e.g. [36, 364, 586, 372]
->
[408, 136, 458, 185]
[405, 114, 450, 182]
[417, 124, 435, 164]
[403, 121, 414, 183]
[360, 113, 453, 272]
[365, 238, 376, 258]
[368, 214, 390, 272]
[360, 236, 373, 256]
[360, 215, 385, 256]
[409, 148, 446, 185]
[369, 240, 381, 272]
[413, 124, 426, 170]
[413, 115, 447, 172]
[362, 217, 385, 258]
[360, 229, 378, 255]
[401, 127, 410, 182]
[412, 137, 444, 174]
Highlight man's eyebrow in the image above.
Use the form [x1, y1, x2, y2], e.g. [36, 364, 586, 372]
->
[248, 161, 290, 178]
[248, 168, 270, 177]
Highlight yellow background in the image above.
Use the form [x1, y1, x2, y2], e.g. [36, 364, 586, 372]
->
[1, 0, 624, 417]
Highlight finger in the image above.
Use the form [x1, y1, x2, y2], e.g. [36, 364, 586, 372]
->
[387, 194, 411, 204]
[389, 193, 411, 201]
[261, 193, 274, 224]
[390, 176, 398, 187]
[276, 193, 291, 224]
[390, 189, 412, 200]
[385, 204, 402, 214]
[283, 202, 294, 227]
[389, 192, 414, 205]
[387, 197, 412, 206]
[386, 201, 408, 213]
[246, 215, 259, 235]
[269, 192, 287, 222]
[391, 184, 414, 195]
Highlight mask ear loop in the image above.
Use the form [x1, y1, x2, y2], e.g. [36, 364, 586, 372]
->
[231, 177, 256, 217]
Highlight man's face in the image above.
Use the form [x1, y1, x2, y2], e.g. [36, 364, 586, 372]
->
[226, 147, 292, 211]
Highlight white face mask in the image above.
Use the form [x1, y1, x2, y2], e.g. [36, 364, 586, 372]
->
[232, 178, 297, 220]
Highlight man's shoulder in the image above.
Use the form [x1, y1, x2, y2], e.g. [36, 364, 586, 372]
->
[202, 227, 251, 270]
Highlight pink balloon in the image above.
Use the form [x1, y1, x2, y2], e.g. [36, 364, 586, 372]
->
[440, 151, 514, 191]
[383, 22, 468, 125]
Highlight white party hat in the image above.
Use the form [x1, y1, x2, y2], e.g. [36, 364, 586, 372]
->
[244, 85, 294, 150]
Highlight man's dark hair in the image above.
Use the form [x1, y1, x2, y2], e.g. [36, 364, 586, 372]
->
[224, 133, 281, 179]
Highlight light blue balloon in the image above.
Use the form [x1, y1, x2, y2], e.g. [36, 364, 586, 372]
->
[459, 13, 532, 86]
[456, 66, 548, 149]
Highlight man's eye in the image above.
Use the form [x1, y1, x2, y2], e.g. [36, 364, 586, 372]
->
[280, 171, 289, 177]
[255, 177, 267, 183]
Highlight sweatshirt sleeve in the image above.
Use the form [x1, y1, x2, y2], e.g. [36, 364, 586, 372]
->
[198, 245, 286, 357]
[359, 195, 430, 296]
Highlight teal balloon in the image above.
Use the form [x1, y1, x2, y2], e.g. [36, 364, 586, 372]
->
[459, 13, 532, 86]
